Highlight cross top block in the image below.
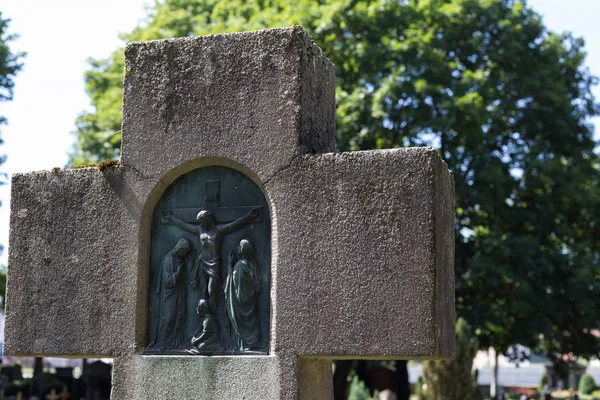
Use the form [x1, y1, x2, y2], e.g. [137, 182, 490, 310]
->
[121, 26, 336, 183]
[5, 27, 454, 399]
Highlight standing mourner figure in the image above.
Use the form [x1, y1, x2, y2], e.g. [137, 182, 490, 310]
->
[225, 239, 262, 351]
[162, 207, 261, 312]
[149, 238, 191, 350]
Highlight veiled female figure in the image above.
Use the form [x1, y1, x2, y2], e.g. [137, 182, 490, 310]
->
[149, 238, 191, 351]
[224, 239, 262, 351]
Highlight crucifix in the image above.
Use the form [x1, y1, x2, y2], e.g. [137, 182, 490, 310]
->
[161, 180, 263, 225]
[149, 168, 267, 355]
[5, 27, 454, 399]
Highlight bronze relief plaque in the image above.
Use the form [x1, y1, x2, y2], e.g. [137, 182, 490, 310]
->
[146, 166, 270, 355]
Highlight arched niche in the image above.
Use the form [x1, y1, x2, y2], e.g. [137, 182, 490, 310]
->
[145, 166, 270, 355]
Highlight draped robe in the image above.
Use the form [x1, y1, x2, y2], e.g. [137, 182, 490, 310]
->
[224, 258, 261, 350]
[150, 240, 188, 350]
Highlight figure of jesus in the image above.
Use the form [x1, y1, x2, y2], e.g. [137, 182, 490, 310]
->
[162, 206, 260, 312]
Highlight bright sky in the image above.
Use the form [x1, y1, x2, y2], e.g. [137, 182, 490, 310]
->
[0, 0, 599, 265]
[0, 0, 150, 265]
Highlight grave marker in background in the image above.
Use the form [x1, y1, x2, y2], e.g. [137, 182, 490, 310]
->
[5, 27, 455, 399]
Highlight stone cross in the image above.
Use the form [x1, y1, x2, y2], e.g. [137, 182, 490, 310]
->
[5, 27, 455, 399]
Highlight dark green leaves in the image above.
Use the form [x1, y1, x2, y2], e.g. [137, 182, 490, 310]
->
[73, 0, 600, 365]
[0, 12, 24, 127]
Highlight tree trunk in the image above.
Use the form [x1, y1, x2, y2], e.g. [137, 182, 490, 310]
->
[394, 360, 410, 400]
[333, 360, 352, 400]
[490, 349, 499, 400]
[33, 357, 43, 376]
[80, 358, 88, 400]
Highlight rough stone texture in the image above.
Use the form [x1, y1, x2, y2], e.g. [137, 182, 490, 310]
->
[433, 153, 456, 357]
[266, 148, 455, 359]
[111, 355, 332, 400]
[112, 356, 281, 399]
[5, 168, 139, 357]
[121, 26, 336, 184]
[297, 358, 333, 400]
[5, 27, 454, 400]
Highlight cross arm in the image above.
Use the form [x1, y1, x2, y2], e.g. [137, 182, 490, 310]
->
[5, 168, 141, 357]
[165, 211, 199, 233]
[219, 207, 260, 234]
[266, 148, 455, 360]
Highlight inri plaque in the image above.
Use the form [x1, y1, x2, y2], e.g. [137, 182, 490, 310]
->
[146, 166, 271, 355]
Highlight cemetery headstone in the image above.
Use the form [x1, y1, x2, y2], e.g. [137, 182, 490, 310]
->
[0, 366, 21, 382]
[5, 27, 455, 399]
[53, 368, 73, 396]
[32, 372, 64, 400]
[82, 361, 111, 400]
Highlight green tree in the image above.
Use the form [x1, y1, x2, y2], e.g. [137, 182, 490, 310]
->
[0, 267, 6, 308]
[0, 12, 23, 172]
[0, 12, 22, 124]
[579, 373, 596, 395]
[538, 372, 548, 393]
[0, 13, 24, 307]
[419, 318, 479, 400]
[73, 0, 600, 394]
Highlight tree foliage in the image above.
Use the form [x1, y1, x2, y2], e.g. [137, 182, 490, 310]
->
[579, 373, 596, 395]
[419, 318, 480, 400]
[0, 12, 24, 163]
[73, 0, 600, 365]
[0, 12, 24, 265]
[0, 267, 6, 309]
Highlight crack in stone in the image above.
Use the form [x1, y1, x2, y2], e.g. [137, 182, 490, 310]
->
[262, 152, 307, 187]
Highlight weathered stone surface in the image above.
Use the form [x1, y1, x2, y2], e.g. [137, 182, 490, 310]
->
[112, 355, 332, 400]
[266, 147, 455, 359]
[297, 357, 333, 399]
[433, 151, 456, 357]
[5, 168, 140, 357]
[121, 26, 336, 184]
[112, 356, 280, 399]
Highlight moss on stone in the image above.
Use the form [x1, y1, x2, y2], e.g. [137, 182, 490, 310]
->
[97, 159, 120, 172]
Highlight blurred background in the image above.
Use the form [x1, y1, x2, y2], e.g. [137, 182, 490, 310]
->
[0, 0, 598, 399]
